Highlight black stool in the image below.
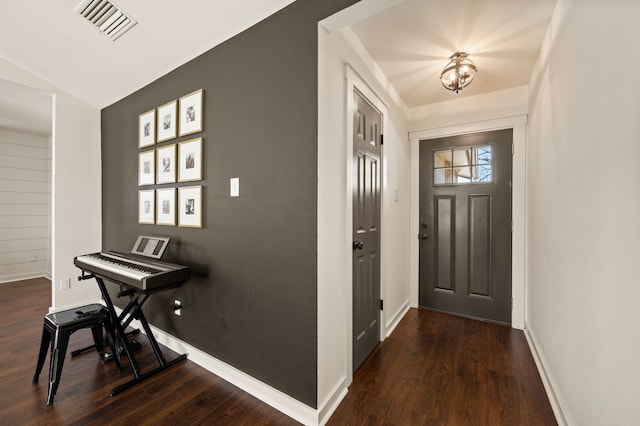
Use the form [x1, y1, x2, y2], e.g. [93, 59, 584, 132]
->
[32, 303, 120, 405]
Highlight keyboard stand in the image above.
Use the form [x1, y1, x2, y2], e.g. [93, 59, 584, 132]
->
[79, 272, 188, 396]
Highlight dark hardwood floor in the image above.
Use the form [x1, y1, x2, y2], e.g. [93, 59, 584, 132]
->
[0, 278, 555, 425]
[329, 309, 557, 426]
[0, 278, 297, 426]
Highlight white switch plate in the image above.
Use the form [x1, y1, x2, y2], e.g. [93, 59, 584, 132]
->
[230, 177, 239, 197]
[60, 278, 71, 290]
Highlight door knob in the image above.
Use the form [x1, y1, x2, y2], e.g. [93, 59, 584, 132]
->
[418, 233, 429, 240]
[352, 241, 364, 250]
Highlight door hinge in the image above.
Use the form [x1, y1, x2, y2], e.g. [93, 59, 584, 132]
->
[379, 299, 384, 310]
[380, 134, 384, 146]
[512, 142, 515, 155]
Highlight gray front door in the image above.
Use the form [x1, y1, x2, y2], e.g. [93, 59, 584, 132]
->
[419, 129, 512, 324]
[352, 90, 381, 371]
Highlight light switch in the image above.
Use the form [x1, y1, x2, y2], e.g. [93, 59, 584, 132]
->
[230, 177, 239, 197]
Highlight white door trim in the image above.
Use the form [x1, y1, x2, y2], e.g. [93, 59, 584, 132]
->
[409, 115, 527, 329]
[344, 63, 389, 383]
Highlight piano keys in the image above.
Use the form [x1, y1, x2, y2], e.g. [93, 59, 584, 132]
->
[74, 251, 189, 293]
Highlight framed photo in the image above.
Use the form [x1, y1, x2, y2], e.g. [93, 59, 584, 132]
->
[179, 89, 204, 136]
[156, 188, 176, 226]
[156, 144, 176, 184]
[178, 138, 202, 182]
[157, 99, 177, 142]
[178, 185, 202, 228]
[138, 109, 156, 148]
[138, 150, 155, 186]
[138, 189, 155, 224]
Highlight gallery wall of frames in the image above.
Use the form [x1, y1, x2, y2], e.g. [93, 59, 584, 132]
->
[137, 89, 204, 228]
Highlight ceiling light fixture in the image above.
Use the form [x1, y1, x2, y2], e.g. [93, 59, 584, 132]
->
[440, 52, 477, 94]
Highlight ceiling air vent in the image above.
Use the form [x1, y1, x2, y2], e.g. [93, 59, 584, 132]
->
[74, 0, 137, 41]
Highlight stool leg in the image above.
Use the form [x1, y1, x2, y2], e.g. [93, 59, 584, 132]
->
[47, 329, 70, 405]
[91, 324, 104, 357]
[33, 326, 51, 383]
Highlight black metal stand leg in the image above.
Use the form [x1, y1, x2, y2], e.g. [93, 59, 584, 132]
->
[136, 308, 167, 365]
[81, 274, 188, 397]
[94, 277, 142, 378]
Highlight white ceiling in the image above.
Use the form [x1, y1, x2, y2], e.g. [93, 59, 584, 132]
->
[0, 0, 296, 109]
[350, 0, 558, 107]
[0, 0, 557, 135]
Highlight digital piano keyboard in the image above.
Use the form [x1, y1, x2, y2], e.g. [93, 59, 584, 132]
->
[74, 251, 190, 293]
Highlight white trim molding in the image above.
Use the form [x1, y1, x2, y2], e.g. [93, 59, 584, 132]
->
[524, 324, 568, 426]
[385, 300, 410, 338]
[0, 272, 49, 284]
[409, 115, 527, 329]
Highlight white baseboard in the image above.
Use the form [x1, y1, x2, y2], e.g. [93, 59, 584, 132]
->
[0, 272, 48, 284]
[117, 310, 326, 425]
[524, 324, 568, 426]
[386, 300, 410, 337]
[317, 379, 348, 426]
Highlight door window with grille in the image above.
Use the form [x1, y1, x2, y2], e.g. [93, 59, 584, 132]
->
[433, 145, 493, 185]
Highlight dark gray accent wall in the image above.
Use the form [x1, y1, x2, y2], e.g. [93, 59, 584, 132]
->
[101, 0, 357, 408]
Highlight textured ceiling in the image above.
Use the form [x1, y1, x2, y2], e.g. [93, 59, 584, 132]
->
[350, 0, 558, 107]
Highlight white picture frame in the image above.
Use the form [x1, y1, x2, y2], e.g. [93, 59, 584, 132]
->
[157, 99, 177, 142]
[178, 138, 202, 182]
[138, 109, 156, 148]
[156, 144, 176, 184]
[138, 150, 155, 186]
[179, 89, 203, 137]
[138, 189, 155, 224]
[178, 185, 202, 228]
[156, 188, 176, 226]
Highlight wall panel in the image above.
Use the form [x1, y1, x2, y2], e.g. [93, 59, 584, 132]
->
[0, 130, 50, 282]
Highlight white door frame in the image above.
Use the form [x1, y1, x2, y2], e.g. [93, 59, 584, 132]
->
[409, 115, 527, 329]
[344, 63, 389, 381]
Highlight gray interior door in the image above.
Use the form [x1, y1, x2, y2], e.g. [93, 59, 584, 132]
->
[352, 90, 381, 371]
[419, 129, 512, 324]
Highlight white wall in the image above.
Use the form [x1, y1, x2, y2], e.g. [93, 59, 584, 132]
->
[409, 85, 528, 132]
[317, 24, 411, 422]
[0, 58, 102, 310]
[0, 129, 50, 282]
[527, 0, 640, 424]
[47, 136, 52, 276]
